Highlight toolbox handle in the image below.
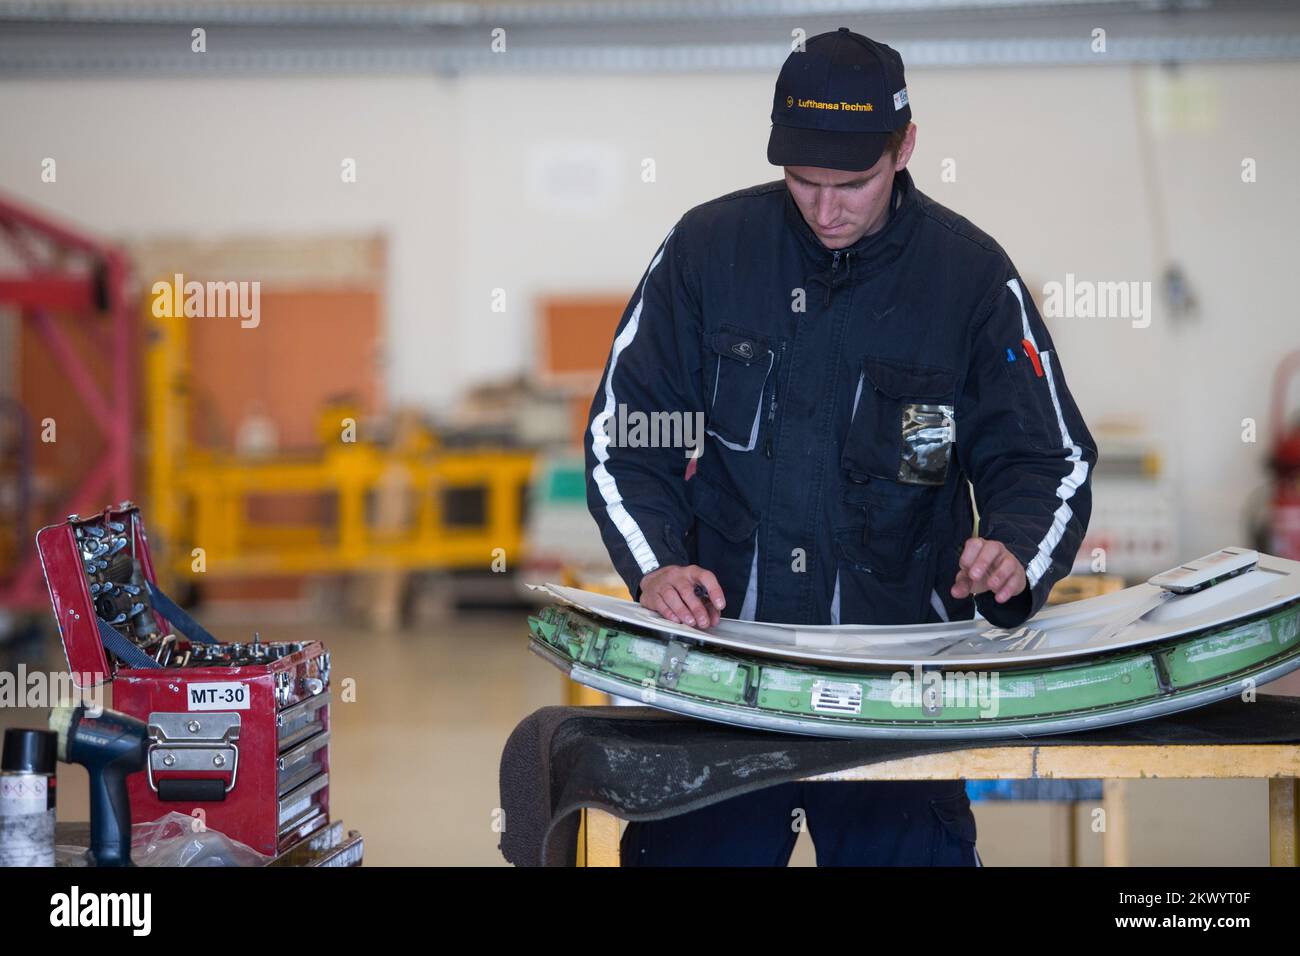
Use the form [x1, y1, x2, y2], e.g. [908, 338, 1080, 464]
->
[155, 779, 227, 803]
[146, 739, 239, 796]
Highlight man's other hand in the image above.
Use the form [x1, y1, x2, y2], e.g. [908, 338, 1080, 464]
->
[639, 565, 726, 629]
[951, 537, 1027, 604]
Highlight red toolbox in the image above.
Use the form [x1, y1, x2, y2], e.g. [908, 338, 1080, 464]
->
[36, 502, 332, 857]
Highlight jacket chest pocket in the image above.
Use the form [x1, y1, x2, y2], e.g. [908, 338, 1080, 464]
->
[705, 329, 776, 452]
[836, 479, 936, 581]
[842, 358, 957, 486]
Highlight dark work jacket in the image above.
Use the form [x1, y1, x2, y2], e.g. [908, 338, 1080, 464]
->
[584, 168, 1097, 629]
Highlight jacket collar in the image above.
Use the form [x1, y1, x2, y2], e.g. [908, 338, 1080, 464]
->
[784, 167, 920, 290]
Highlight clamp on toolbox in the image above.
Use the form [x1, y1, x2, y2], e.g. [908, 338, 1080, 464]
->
[146, 711, 241, 800]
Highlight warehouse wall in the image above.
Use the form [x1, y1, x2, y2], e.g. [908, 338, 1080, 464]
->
[0, 61, 1296, 555]
[0, 75, 459, 411]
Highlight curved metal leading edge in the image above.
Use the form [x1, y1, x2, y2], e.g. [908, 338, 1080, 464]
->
[556, 653, 1300, 742]
[528, 581, 1300, 739]
[529, 550, 1300, 668]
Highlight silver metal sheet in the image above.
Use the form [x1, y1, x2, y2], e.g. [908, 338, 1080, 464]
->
[528, 550, 1300, 668]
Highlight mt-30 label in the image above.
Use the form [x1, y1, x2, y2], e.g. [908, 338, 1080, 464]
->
[187, 682, 250, 710]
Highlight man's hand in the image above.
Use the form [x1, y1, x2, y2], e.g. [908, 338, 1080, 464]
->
[639, 565, 725, 629]
[951, 537, 1027, 604]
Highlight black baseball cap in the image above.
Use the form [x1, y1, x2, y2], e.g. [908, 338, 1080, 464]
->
[767, 28, 911, 172]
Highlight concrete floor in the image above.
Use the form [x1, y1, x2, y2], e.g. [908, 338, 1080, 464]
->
[0, 608, 1282, 866]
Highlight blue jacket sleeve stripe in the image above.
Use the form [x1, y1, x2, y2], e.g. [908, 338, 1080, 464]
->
[1006, 277, 1091, 587]
[588, 227, 676, 576]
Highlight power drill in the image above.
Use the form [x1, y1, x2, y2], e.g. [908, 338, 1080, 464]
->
[48, 705, 148, 867]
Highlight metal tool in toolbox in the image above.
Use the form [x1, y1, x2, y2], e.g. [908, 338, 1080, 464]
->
[529, 548, 1300, 739]
[37, 503, 333, 857]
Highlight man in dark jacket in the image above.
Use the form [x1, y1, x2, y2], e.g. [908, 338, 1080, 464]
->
[585, 28, 1097, 866]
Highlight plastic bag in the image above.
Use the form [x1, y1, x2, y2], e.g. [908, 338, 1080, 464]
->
[130, 812, 271, 867]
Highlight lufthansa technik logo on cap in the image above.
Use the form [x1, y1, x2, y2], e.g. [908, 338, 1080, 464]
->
[793, 97, 874, 112]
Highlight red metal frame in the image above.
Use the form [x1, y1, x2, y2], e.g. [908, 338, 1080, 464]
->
[0, 193, 134, 611]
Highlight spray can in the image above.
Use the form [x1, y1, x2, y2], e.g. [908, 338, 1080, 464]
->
[0, 728, 57, 866]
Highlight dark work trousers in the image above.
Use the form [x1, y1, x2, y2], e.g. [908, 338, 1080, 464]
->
[621, 779, 978, 867]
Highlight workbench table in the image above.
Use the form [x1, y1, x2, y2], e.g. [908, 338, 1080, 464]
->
[578, 744, 1300, 866]
[498, 695, 1300, 867]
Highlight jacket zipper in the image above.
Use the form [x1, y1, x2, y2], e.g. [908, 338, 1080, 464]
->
[764, 344, 785, 459]
[824, 250, 842, 306]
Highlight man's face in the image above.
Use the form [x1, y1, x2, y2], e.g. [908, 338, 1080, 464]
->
[784, 124, 915, 250]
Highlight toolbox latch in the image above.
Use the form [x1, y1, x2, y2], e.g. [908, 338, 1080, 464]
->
[146, 711, 241, 797]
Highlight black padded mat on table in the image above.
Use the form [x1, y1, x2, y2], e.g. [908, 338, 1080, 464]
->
[498, 694, 1300, 867]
